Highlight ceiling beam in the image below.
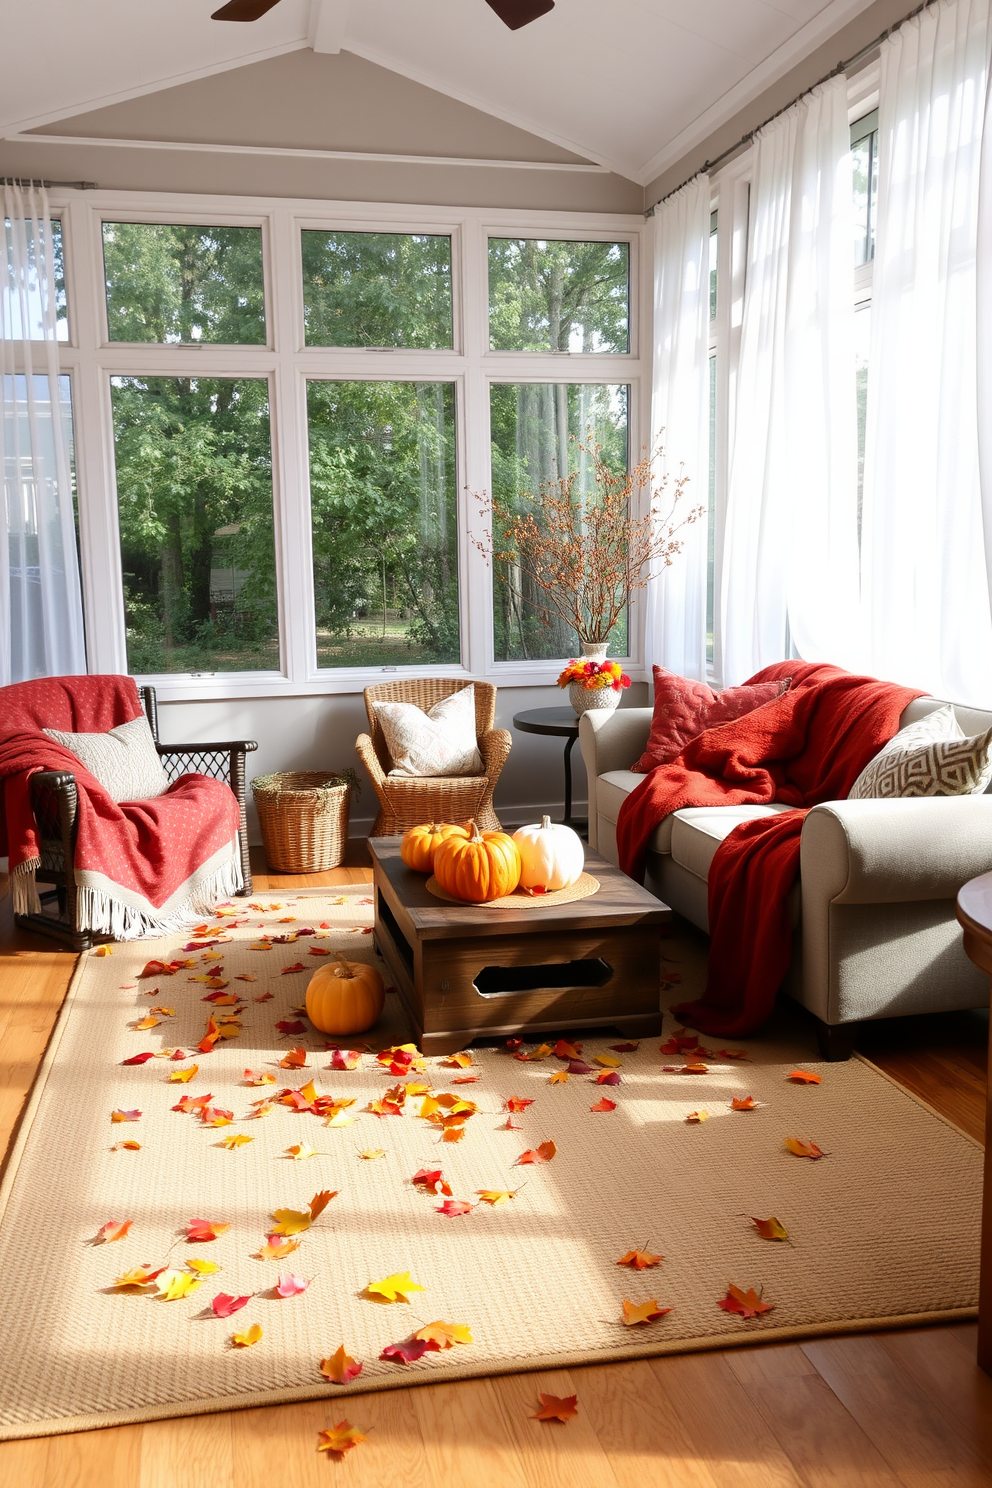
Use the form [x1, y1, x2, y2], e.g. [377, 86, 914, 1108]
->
[308, 0, 351, 55]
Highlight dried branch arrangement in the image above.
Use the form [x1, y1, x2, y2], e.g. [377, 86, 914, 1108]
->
[472, 442, 703, 644]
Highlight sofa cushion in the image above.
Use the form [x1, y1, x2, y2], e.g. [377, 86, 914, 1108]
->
[632, 667, 791, 773]
[596, 770, 679, 853]
[670, 804, 796, 880]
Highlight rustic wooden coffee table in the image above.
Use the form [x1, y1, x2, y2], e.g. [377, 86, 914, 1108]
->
[369, 836, 670, 1054]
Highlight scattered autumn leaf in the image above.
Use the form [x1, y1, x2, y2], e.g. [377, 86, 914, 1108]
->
[680, 1062, 710, 1075]
[320, 1347, 363, 1384]
[366, 1271, 426, 1303]
[279, 1048, 308, 1069]
[168, 1065, 199, 1084]
[111, 1109, 141, 1124]
[329, 1048, 362, 1070]
[436, 1198, 474, 1216]
[441, 1052, 473, 1068]
[554, 1040, 582, 1060]
[256, 1235, 301, 1261]
[610, 1041, 640, 1052]
[232, 1322, 263, 1347]
[95, 1220, 133, 1244]
[186, 1258, 222, 1275]
[381, 1337, 434, 1364]
[309, 1190, 336, 1221]
[717, 1284, 773, 1319]
[212, 1292, 250, 1318]
[219, 1133, 254, 1150]
[186, 1219, 230, 1243]
[156, 1270, 202, 1301]
[686, 1110, 709, 1123]
[112, 1139, 142, 1151]
[622, 1298, 672, 1326]
[112, 1265, 163, 1288]
[718, 1047, 750, 1060]
[548, 1071, 569, 1085]
[360, 1148, 386, 1161]
[515, 1139, 556, 1165]
[515, 1042, 553, 1062]
[784, 1137, 824, 1159]
[616, 1248, 662, 1270]
[415, 1320, 472, 1348]
[285, 1144, 320, 1161]
[595, 1053, 622, 1068]
[121, 1052, 155, 1066]
[731, 1096, 757, 1111]
[505, 1096, 535, 1113]
[244, 1069, 275, 1086]
[476, 1189, 516, 1206]
[788, 1070, 822, 1085]
[275, 1272, 310, 1297]
[596, 1070, 621, 1085]
[532, 1393, 578, 1423]
[751, 1216, 789, 1242]
[566, 1059, 594, 1074]
[590, 1097, 617, 1113]
[317, 1421, 367, 1459]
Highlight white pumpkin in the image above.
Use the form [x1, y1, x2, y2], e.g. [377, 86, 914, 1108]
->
[512, 815, 585, 894]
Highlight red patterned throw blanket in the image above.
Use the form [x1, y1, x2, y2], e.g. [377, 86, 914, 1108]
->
[0, 676, 242, 938]
[616, 662, 921, 1035]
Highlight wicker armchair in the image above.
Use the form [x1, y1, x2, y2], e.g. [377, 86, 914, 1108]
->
[19, 685, 256, 951]
[356, 679, 511, 836]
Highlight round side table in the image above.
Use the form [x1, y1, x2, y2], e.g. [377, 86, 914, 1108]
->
[512, 706, 586, 833]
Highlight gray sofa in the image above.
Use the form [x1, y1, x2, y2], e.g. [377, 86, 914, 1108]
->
[580, 696, 992, 1058]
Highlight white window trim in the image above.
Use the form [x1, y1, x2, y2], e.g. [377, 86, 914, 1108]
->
[39, 189, 647, 701]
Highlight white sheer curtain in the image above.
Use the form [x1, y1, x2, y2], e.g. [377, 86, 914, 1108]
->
[643, 177, 711, 680]
[980, 9, 992, 602]
[2, 180, 85, 687]
[861, 0, 992, 705]
[719, 76, 860, 684]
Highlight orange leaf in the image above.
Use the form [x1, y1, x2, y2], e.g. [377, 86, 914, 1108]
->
[731, 1096, 757, 1111]
[680, 1062, 710, 1074]
[616, 1248, 662, 1270]
[441, 1125, 465, 1142]
[309, 1189, 337, 1221]
[320, 1347, 363, 1384]
[784, 1137, 824, 1160]
[751, 1215, 789, 1242]
[256, 1235, 301, 1261]
[531, 1393, 578, 1423]
[622, 1298, 672, 1326]
[134, 1016, 160, 1031]
[112, 1140, 142, 1151]
[514, 1139, 556, 1166]
[169, 1065, 199, 1084]
[548, 1071, 569, 1085]
[590, 1097, 617, 1112]
[717, 1284, 773, 1319]
[414, 1320, 472, 1348]
[441, 1052, 473, 1068]
[788, 1069, 822, 1084]
[111, 1108, 141, 1123]
[317, 1422, 366, 1458]
[95, 1220, 133, 1243]
[553, 1040, 582, 1060]
[685, 1110, 709, 1123]
[505, 1096, 535, 1113]
[280, 1048, 308, 1069]
[186, 1218, 230, 1243]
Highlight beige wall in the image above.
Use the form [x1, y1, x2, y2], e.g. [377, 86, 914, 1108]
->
[643, 0, 909, 209]
[1, 49, 641, 214]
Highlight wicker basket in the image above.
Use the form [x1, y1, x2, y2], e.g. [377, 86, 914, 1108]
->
[251, 772, 352, 873]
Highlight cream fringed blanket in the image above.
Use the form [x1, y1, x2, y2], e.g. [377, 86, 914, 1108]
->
[0, 889, 980, 1439]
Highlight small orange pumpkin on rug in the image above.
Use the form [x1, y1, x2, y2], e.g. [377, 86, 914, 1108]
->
[306, 955, 384, 1036]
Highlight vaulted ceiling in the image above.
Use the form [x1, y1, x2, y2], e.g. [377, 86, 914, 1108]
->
[1, 0, 878, 184]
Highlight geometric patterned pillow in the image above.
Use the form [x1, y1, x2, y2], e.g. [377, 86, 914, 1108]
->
[43, 715, 171, 803]
[848, 705, 992, 799]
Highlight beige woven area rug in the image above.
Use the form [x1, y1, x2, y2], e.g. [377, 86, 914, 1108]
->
[0, 888, 981, 1440]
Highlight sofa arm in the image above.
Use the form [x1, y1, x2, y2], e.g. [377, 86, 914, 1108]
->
[579, 708, 652, 852]
[801, 796, 992, 906]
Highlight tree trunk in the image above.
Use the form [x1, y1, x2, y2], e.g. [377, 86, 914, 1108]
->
[161, 512, 184, 648]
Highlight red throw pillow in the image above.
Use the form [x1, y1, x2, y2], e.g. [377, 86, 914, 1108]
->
[632, 667, 791, 773]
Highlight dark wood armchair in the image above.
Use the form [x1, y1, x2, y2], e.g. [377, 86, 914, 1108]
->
[19, 686, 257, 951]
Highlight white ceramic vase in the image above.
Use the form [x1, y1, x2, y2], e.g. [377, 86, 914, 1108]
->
[568, 641, 621, 717]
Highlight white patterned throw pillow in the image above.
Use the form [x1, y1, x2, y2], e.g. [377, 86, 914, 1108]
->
[848, 704, 992, 799]
[43, 715, 171, 803]
[377, 686, 484, 778]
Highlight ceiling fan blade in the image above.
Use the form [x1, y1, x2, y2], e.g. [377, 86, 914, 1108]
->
[211, 0, 284, 20]
[484, 0, 555, 30]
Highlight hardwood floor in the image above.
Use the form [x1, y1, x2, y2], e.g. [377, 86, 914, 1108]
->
[1, 845, 989, 1487]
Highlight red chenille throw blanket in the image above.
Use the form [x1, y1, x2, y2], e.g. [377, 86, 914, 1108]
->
[0, 675, 242, 938]
[616, 662, 922, 1035]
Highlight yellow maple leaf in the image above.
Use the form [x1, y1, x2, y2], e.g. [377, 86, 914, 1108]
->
[219, 1133, 254, 1149]
[686, 1110, 709, 1123]
[232, 1323, 263, 1347]
[325, 1112, 357, 1128]
[185, 1258, 222, 1274]
[548, 1070, 569, 1085]
[366, 1270, 425, 1303]
[418, 1095, 441, 1120]
[156, 1270, 202, 1301]
[169, 1064, 199, 1084]
[299, 1080, 317, 1104]
[134, 1015, 160, 1031]
[285, 1144, 318, 1160]
[113, 1266, 159, 1288]
[441, 1052, 473, 1068]
[594, 1053, 622, 1068]
[475, 1189, 516, 1206]
[360, 1148, 386, 1160]
[414, 1320, 473, 1348]
[317, 1422, 366, 1457]
[271, 1208, 312, 1236]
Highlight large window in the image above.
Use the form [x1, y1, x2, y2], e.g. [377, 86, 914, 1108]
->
[2, 216, 67, 341]
[490, 382, 628, 662]
[45, 198, 643, 695]
[308, 380, 459, 667]
[301, 231, 453, 349]
[110, 376, 278, 674]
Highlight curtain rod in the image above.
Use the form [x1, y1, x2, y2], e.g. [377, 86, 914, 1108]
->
[2, 177, 96, 189]
[646, 0, 933, 216]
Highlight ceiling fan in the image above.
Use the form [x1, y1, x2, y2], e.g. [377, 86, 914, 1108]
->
[212, 1, 554, 31]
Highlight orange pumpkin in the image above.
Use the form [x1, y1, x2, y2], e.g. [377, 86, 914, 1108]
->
[400, 820, 470, 874]
[305, 955, 385, 1036]
[433, 819, 521, 903]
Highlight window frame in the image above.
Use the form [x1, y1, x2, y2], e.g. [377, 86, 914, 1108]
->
[48, 190, 646, 700]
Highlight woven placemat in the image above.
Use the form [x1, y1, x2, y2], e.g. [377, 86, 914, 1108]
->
[424, 871, 600, 909]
